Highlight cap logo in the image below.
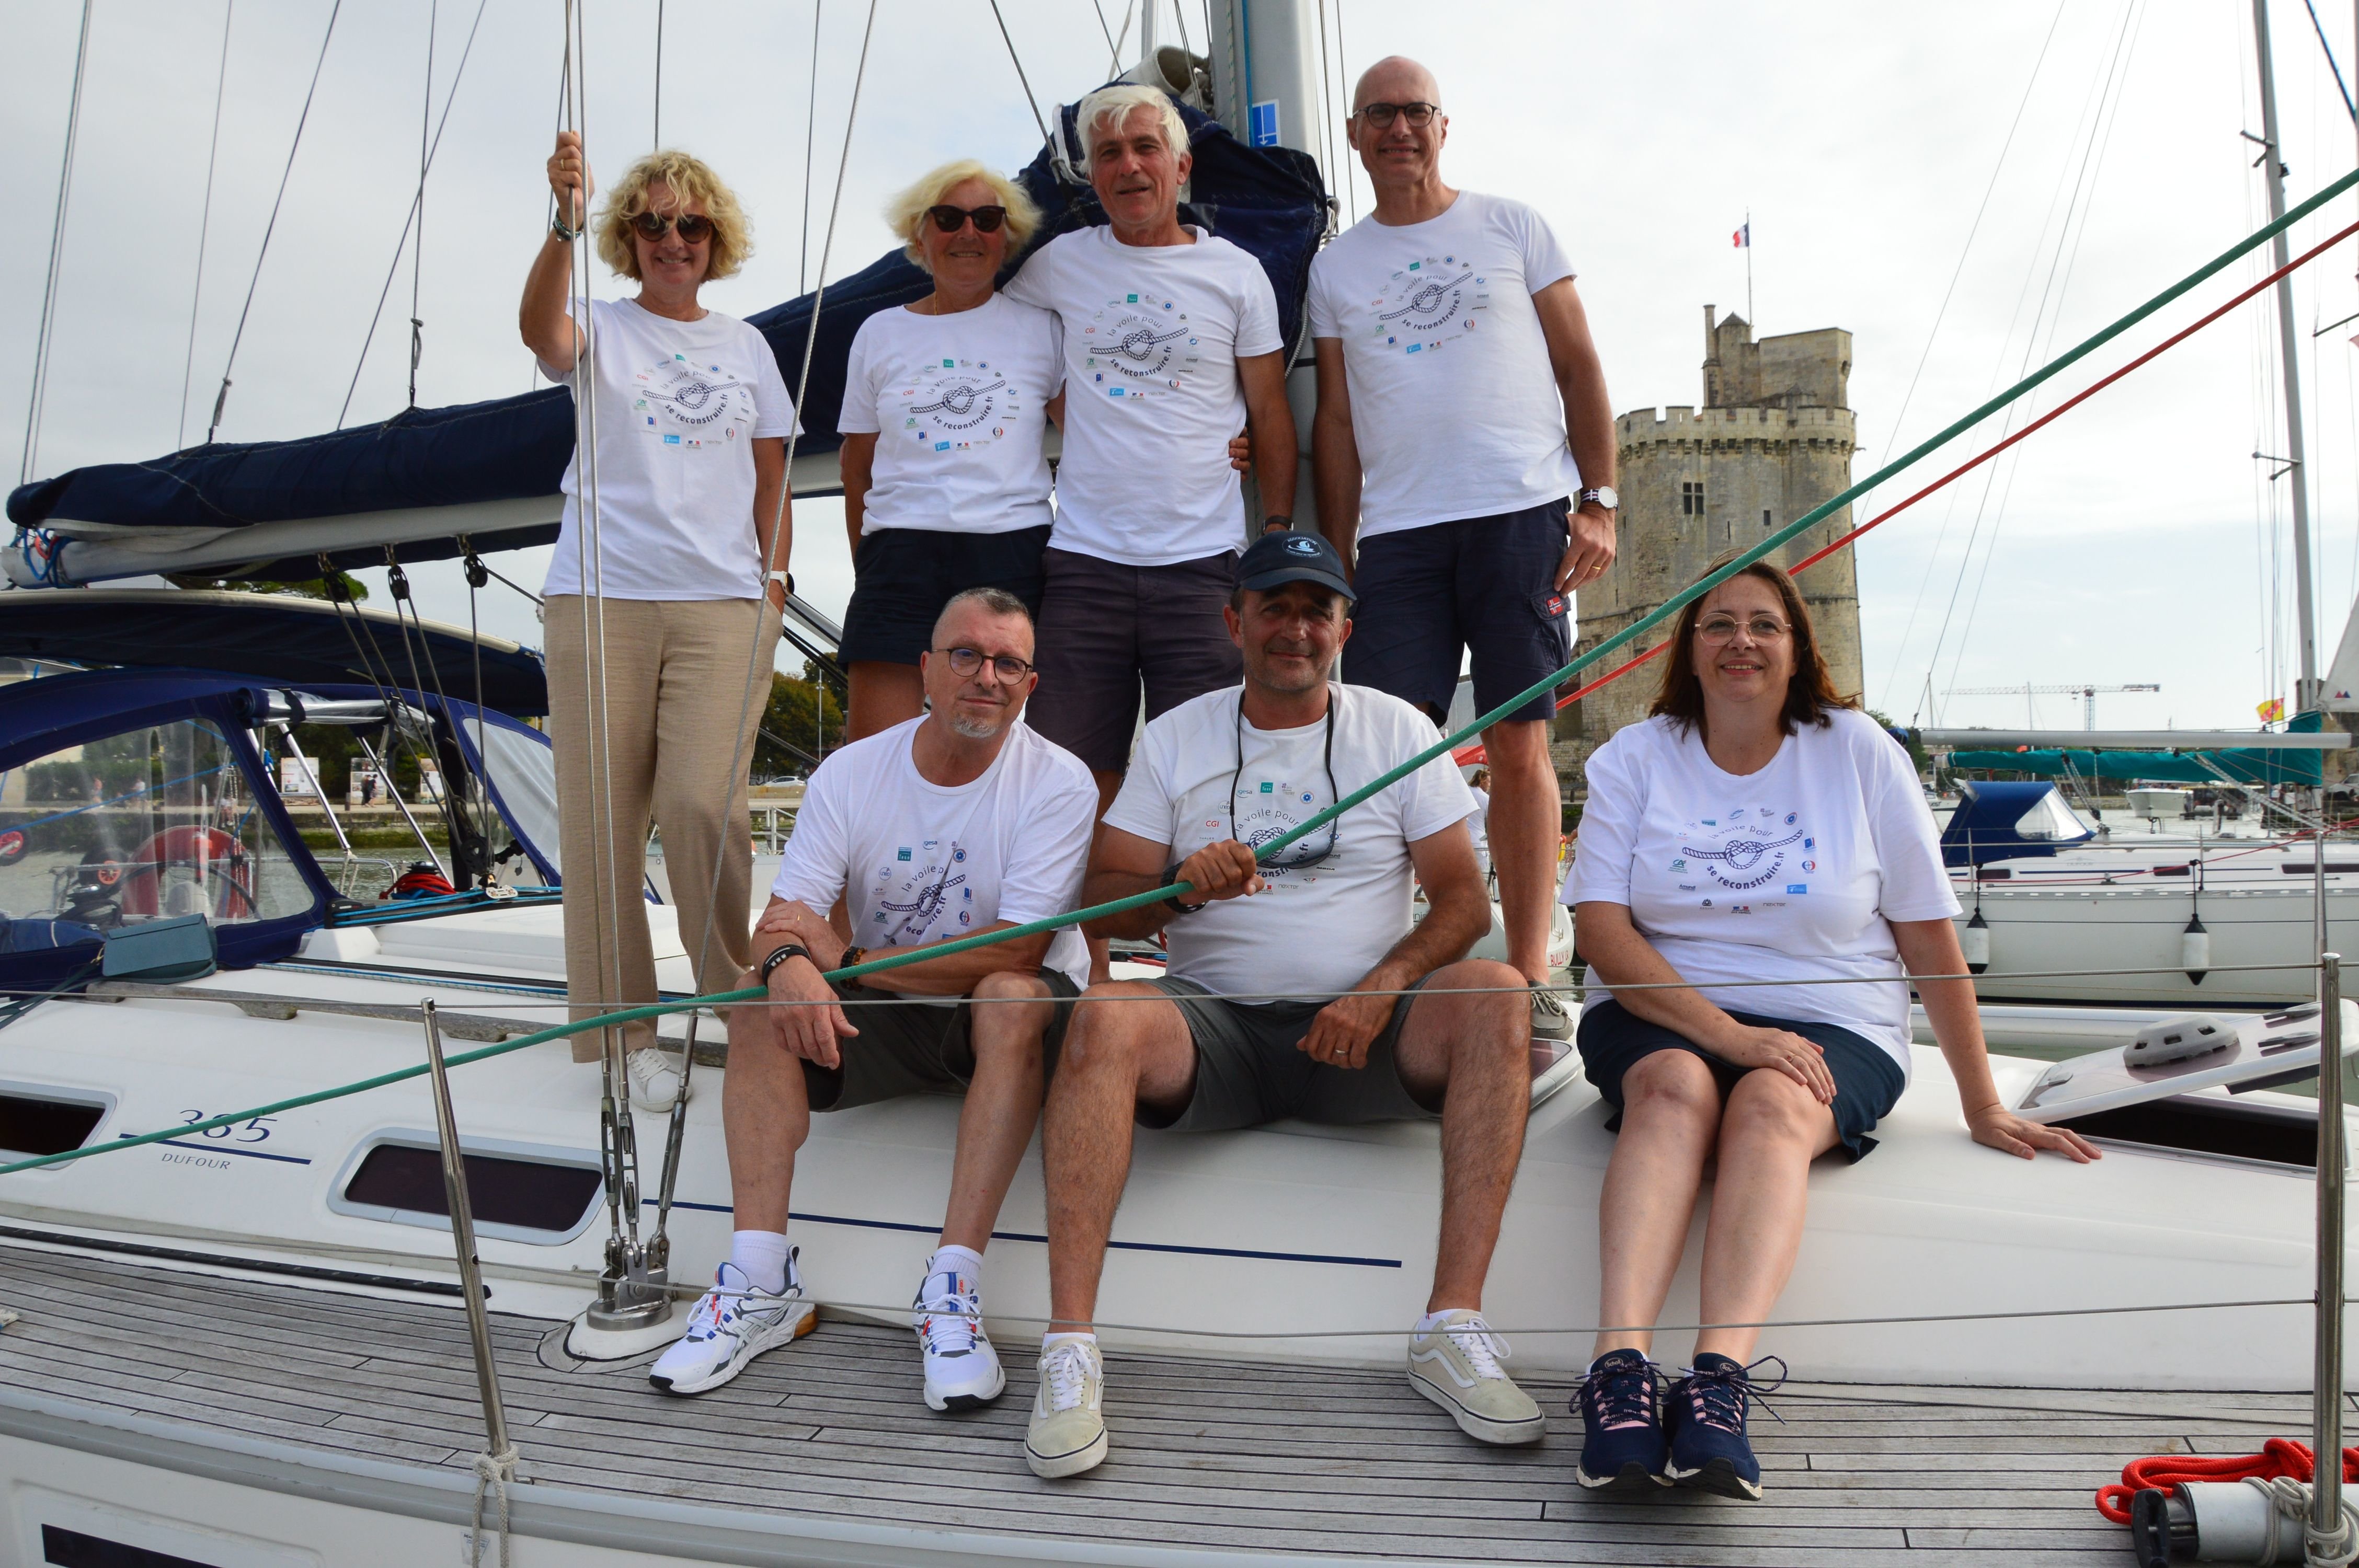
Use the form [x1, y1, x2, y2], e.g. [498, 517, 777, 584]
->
[1284, 535, 1319, 556]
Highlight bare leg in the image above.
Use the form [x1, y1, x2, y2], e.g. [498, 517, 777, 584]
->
[1392, 960, 1531, 1313]
[846, 661, 925, 744]
[940, 972, 1056, 1253]
[1082, 771, 1124, 985]
[1693, 1069, 1839, 1363]
[721, 977, 812, 1232]
[1482, 719, 1560, 985]
[1591, 1050, 1722, 1362]
[1042, 982, 1198, 1333]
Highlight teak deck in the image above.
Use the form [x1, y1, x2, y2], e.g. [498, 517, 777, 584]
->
[0, 1241, 2322, 1564]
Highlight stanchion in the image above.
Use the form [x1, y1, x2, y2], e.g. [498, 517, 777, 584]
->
[420, 1001, 513, 1455]
[2314, 953, 2347, 1564]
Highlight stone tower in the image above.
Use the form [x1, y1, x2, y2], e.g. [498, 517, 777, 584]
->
[1565, 309, 1863, 753]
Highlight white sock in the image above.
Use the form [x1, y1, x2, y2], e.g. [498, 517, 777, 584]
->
[1416, 1309, 1467, 1335]
[729, 1229, 792, 1295]
[925, 1243, 983, 1290]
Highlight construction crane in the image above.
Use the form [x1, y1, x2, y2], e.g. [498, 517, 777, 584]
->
[1944, 682, 2162, 730]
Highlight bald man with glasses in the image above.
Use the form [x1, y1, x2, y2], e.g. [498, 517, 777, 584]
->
[1310, 55, 1619, 1047]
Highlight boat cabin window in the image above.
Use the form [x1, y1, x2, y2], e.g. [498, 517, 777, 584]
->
[2009, 789, 2087, 843]
[336, 1138, 603, 1243]
[0, 718, 313, 950]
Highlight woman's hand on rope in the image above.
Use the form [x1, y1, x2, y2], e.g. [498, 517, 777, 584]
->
[1709, 1023, 1837, 1105]
[1175, 840, 1266, 904]
[548, 131, 592, 230]
[1965, 1102, 2101, 1163]
[1299, 989, 1393, 1070]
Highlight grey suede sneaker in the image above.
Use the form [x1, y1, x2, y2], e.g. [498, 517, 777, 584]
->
[1024, 1338, 1109, 1478]
[1528, 984, 1574, 1042]
[1407, 1310, 1545, 1444]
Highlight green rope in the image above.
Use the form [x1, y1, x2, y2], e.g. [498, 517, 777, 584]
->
[6, 166, 2354, 1184]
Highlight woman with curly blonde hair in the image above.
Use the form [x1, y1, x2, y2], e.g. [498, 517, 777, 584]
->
[521, 133, 796, 1114]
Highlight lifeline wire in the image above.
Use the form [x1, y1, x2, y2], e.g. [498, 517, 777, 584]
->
[7, 170, 2358, 1179]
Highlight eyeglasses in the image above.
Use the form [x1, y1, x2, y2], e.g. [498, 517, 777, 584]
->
[1696, 614, 1793, 644]
[1354, 101, 1439, 128]
[925, 204, 1008, 235]
[936, 646, 1035, 682]
[631, 210, 715, 243]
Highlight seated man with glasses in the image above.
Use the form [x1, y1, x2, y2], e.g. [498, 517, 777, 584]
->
[1019, 529, 1541, 1480]
[651, 587, 1097, 1412]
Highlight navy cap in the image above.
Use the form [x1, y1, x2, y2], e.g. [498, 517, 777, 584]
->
[1236, 528, 1356, 603]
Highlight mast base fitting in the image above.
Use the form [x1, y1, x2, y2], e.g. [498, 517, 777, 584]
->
[569, 1269, 681, 1360]
[565, 1307, 688, 1361]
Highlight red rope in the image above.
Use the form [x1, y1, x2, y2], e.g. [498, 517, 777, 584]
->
[2095, 1437, 2359, 1524]
[1441, 214, 2359, 769]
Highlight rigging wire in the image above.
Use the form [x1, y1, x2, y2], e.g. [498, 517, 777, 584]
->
[801, 0, 822, 294]
[408, 0, 437, 411]
[1334, 0, 1356, 224]
[987, 1, 1059, 165]
[2302, 0, 2357, 121]
[21, 0, 94, 485]
[177, 0, 235, 452]
[1871, 0, 2064, 709]
[205, 0, 342, 447]
[652, 0, 664, 148]
[335, 0, 489, 429]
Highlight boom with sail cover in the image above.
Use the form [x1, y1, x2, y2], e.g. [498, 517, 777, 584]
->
[4, 95, 1325, 588]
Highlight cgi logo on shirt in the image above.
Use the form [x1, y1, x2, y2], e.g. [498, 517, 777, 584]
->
[1081, 290, 1201, 396]
[1369, 255, 1491, 356]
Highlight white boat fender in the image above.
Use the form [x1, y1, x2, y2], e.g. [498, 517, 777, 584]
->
[1962, 910, 1990, 974]
[2182, 913, 2211, 986]
[2123, 1013, 2239, 1068]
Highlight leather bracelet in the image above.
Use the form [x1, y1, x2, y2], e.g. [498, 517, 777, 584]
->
[758, 942, 813, 985]
[837, 946, 867, 992]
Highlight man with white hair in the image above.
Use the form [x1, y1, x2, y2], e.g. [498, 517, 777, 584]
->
[1309, 55, 1618, 1043]
[1005, 85, 1300, 952]
[649, 587, 1096, 1413]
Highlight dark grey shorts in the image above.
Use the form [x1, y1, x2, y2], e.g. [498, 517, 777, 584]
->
[1026, 547, 1243, 774]
[1140, 975, 1439, 1132]
[802, 970, 1080, 1112]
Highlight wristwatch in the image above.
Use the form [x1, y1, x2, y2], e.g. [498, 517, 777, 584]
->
[1261, 514, 1293, 533]
[1161, 865, 1209, 916]
[766, 570, 793, 595]
[1577, 487, 1619, 512]
[758, 942, 814, 985]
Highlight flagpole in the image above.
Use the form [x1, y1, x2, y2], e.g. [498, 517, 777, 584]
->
[1745, 208, 1754, 325]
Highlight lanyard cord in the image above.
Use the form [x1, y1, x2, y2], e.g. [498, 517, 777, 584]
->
[1229, 692, 1341, 869]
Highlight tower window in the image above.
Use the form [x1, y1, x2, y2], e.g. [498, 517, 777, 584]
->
[1681, 482, 1705, 516]
[1763, 509, 1772, 527]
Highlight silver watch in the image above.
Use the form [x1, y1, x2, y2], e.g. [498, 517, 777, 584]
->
[1578, 486, 1619, 512]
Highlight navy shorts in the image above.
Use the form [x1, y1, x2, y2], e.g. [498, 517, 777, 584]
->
[1576, 999, 1905, 1161]
[1027, 547, 1242, 775]
[1346, 498, 1573, 725]
[839, 523, 1051, 667]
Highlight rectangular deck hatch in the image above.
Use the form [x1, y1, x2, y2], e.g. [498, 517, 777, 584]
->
[0, 1092, 106, 1158]
[338, 1140, 601, 1241]
[2017, 999, 2359, 1123]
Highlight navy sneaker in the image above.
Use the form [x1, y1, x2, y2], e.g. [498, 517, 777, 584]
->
[1664, 1352, 1785, 1500]
[1573, 1348, 1668, 1490]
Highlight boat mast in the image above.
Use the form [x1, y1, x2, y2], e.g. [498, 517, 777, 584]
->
[2253, 0, 2323, 712]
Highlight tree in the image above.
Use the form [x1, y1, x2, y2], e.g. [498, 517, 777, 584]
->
[756, 663, 843, 778]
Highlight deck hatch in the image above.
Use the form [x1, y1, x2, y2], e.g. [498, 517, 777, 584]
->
[2054, 1093, 2318, 1170]
[0, 1088, 108, 1159]
[335, 1135, 601, 1243]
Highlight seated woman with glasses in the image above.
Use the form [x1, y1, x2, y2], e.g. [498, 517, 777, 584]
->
[521, 135, 795, 1115]
[839, 160, 1257, 740]
[1560, 555, 2097, 1503]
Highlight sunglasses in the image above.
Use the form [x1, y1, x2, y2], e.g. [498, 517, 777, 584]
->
[925, 204, 1009, 235]
[631, 210, 715, 243]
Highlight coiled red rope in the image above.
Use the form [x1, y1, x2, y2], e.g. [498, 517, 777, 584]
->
[2097, 1437, 2359, 1524]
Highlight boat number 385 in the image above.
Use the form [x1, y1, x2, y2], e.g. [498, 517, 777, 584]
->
[176, 1111, 277, 1143]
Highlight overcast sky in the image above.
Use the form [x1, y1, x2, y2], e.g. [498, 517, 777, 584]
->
[5, 0, 2358, 734]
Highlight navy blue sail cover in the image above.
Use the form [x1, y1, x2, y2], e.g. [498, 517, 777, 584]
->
[6, 95, 1326, 580]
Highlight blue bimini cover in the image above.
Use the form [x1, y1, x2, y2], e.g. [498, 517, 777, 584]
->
[6, 91, 1326, 582]
[1940, 779, 2098, 869]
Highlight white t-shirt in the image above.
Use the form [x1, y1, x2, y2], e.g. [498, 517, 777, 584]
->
[1306, 191, 1583, 538]
[541, 297, 800, 599]
[1561, 709, 1960, 1077]
[836, 294, 1062, 536]
[1468, 785, 1492, 873]
[1003, 226, 1284, 567]
[1104, 684, 1476, 998]
[771, 717, 1098, 990]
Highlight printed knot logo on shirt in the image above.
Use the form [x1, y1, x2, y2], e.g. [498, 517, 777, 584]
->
[1678, 806, 1812, 896]
[1081, 291, 1201, 396]
[632, 354, 750, 446]
[895, 354, 1018, 449]
[1367, 255, 1490, 356]
[873, 840, 972, 943]
[1232, 777, 1331, 883]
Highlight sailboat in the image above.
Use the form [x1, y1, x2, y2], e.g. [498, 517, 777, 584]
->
[1, 2, 2356, 1562]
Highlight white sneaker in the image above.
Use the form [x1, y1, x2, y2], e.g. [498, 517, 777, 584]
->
[1407, 1309, 1546, 1444]
[911, 1263, 1005, 1411]
[627, 1046, 687, 1113]
[648, 1259, 813, 1396]
[1024, 1338, 1109, 1478]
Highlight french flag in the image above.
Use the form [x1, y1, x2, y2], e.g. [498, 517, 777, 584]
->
[1732, 222, 1750, 249]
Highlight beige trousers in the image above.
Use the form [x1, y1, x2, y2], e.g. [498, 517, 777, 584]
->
[545, 595, 781, 1062]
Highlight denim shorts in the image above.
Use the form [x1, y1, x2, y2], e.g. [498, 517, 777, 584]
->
[1345, 498, 1573, 724]
[839, 523, 1051, 667]
[1575, 998, 1905, 1161]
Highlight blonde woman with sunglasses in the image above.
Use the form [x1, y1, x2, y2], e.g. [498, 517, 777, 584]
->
[521, 134, 796, 1115]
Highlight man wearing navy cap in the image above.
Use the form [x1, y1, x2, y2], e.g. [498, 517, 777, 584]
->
[1020, 528, 1542, 1480]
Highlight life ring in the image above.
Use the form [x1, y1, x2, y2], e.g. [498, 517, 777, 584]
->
[0, 829, 25, 867]
[118, 826, 254, 919]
